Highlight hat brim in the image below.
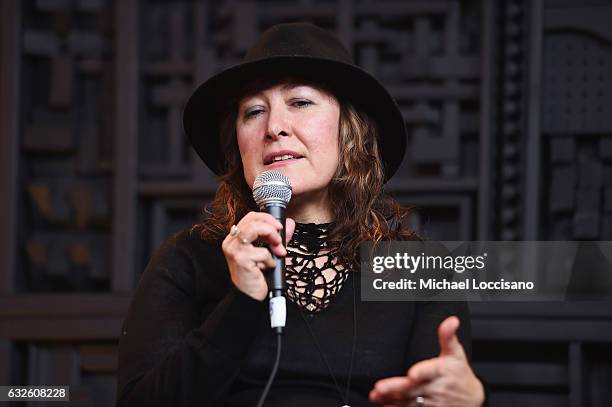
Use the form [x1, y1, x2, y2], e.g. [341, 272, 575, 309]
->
[183, 56, 406, 181]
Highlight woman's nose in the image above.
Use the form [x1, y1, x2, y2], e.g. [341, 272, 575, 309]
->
[265, 106, 290, 140]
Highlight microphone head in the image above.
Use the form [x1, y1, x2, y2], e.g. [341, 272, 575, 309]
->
[252, 170, 292, 209]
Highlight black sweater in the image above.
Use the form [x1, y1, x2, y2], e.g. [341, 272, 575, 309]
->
[116, 228, 472, 406]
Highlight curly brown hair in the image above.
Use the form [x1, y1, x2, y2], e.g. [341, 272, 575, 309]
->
[191, 76, 415, 267]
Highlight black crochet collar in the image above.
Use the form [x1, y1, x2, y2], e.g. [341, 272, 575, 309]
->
[285, 222, 349, 313]
[290, 222, 333, 251]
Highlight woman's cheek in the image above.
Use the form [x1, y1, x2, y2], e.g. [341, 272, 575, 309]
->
[246, 159, 260, 186]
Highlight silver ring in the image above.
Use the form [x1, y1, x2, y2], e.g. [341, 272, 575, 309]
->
[229, 225, 250, 244]
[416, 396, 425, 407]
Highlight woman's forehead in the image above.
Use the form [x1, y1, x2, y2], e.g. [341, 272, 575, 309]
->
[237, 77, 335, 102]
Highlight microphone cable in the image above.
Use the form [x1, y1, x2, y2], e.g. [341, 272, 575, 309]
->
[255, 332, 282, 407]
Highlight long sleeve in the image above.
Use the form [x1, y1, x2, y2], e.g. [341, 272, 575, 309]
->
[400, 238, 473, 364]
[404, 301, 472, 366]
[116, 231, 267, 406]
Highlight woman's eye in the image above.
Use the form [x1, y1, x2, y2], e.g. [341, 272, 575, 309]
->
[292, 99, 312, 108]
[244, 108, 264, 119]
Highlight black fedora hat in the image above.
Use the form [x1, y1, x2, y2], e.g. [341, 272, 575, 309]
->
[183, 22, 406, 181]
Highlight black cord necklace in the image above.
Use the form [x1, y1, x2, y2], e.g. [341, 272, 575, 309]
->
[297, 273, 357, 407]
[287, 222, 358, 406]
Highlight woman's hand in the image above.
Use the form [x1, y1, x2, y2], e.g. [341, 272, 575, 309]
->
[369, 316, 485, 407]
[221, 212, 296, 301]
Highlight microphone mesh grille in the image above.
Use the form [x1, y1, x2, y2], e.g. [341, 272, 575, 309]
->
[252, 170, 292, 209]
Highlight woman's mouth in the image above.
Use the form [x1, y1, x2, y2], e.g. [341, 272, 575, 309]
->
[264, 154, 304, 165]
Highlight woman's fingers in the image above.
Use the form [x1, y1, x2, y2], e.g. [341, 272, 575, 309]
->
[285, 218, 296, 242]
[370, 378, 407, 404]
[238, 217, 283, 242]
[222, 212, 292, 301]
[230, 216, 285, 256]
[371, 355, 485, 407]
[232, 247, 276, 271]
[407, 357, 441, 384]
[370, 376, 422, 404]
[437, 316, 466, 359]
[248, 247, 277, 269]
[372, 376, 414, 394]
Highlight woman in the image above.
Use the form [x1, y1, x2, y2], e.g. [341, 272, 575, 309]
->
[117, 22, 485, 407]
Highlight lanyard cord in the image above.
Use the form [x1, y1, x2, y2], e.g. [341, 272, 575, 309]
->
[298, 272, 358, 405]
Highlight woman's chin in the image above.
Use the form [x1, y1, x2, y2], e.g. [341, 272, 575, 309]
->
[287, 185, 331, 202]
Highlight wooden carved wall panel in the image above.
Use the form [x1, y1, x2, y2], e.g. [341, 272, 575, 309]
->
[1, 1, 611, 406]
[20, 0, 115, 292]
[17, 342, 117, 407]
[495, 0, 525, 241]
[348, 1, 484, 240]
[541, 4, 612, 240]
[139, 2, 197, 179]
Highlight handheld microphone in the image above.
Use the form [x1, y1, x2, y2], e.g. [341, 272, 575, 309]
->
[252, 170, 292, 333]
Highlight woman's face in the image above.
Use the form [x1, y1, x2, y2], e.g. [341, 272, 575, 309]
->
[236, 82, 340, 199]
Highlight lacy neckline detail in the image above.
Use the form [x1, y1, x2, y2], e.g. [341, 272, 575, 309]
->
[285, 222, 350, 313]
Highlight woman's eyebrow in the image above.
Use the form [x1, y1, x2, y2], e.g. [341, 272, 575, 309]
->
[238, 94, 262, 108]
[280, 83, 312, 92]
[239, 84, 316, 107]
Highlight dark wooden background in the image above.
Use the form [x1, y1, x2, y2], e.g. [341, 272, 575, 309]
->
[1, 0, 612, 406]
